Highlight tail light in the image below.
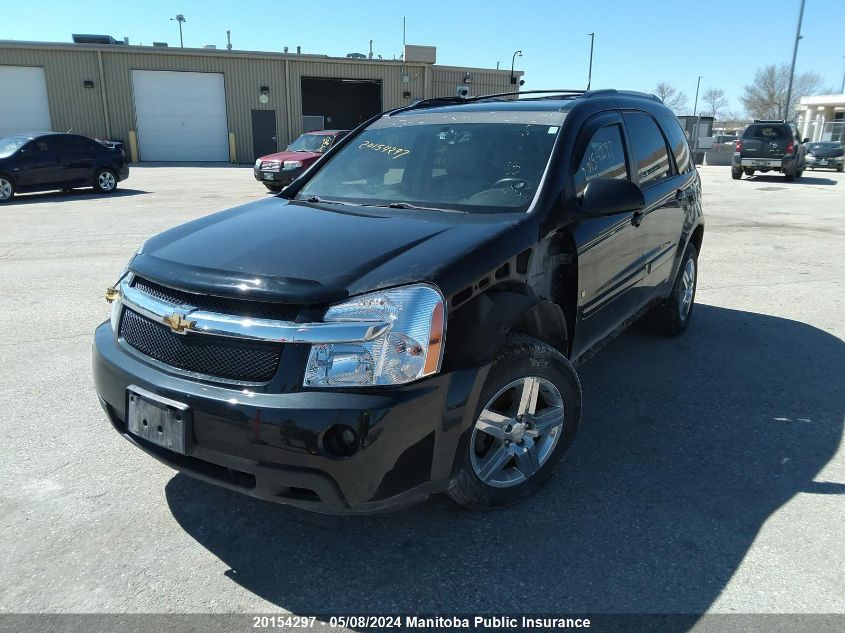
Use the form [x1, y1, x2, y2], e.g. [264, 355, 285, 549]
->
[786, 140, 794, 155]
[734, 139, 742, 152]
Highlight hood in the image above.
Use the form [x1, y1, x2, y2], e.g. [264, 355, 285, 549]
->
[131, 197, 526, 306]
[258, 150, 321, 163]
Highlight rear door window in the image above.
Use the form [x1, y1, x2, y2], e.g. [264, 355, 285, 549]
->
[622, 112, 673, 186]
[574, 124, 629, 196]
[660, 116, 692, 174]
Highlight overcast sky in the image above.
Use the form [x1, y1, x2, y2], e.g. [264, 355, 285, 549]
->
[3, 0, 843, 115]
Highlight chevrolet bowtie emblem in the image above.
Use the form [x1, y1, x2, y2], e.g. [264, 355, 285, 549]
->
[163, 313, 196, 334]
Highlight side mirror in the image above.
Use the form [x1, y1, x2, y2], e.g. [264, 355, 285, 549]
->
[802, 137, 810, 144]
[579, 178, 645, 216]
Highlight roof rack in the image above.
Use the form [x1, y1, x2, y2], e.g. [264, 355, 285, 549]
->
[752, 119, 786, 123]
[390, 88, 664, 115]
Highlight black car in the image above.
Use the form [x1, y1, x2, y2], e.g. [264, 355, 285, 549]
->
[93, 89, 704, 513]
[0, 133, 130, 202]
[804, 141, 844, 172]
[731, 120, 807, 180]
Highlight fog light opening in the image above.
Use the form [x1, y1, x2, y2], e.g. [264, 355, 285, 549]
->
[323, 424, 360, 458]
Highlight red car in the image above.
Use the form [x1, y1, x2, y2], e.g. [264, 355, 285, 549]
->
[253, 130, 348, 192]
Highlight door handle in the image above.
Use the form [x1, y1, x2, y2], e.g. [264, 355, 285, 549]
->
[631, 210, 644, 227]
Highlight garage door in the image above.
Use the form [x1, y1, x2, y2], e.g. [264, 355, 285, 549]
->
[132, 70, 229, 161]
[0, 66, 52, 138]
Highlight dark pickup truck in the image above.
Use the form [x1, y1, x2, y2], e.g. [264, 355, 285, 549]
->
[732, 120, 807, 180]
[94, 89, 704, 513]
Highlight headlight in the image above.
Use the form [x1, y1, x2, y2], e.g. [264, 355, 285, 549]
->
[303, 284, 446, 388]
[254, 158, 262, 168]
[283, 160, 303, 169]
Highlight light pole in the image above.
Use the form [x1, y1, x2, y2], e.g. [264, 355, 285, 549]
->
[171, 14, 186, 48]
[510, 50, 522, 85]
[692, 75, 703, 162]
[784, 0, 806, 120]
[587, 33, 595, 90]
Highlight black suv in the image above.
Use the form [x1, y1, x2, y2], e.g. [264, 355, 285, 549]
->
[0, 133, 129, 202]
[731, 120, 807, 180]
[93, 90, 704, 513]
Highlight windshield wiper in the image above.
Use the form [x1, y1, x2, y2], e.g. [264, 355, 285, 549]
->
[303, 196, 356, 206]
[378, 202, 465, 213]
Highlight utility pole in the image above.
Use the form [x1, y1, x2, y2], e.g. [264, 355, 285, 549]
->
[171, 14, 186, 48]
[587, 33, 595, 90]
[226, 29, 232, 51]
[839, 56, 844, 94]
[784, 0, 806, 120]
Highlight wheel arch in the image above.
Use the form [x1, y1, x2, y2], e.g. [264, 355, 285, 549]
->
[443, 283, 570, 371]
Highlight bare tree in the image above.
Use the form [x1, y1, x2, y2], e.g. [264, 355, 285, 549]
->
[654, 81, 688, 114]
[740, 64, 828, 120]
[702, 87, 728, 119]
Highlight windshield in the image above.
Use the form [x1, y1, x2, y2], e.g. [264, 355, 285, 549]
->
[808, 142, 840, 150]
[296, 110, 564, 213]
[288, 133, 335, 153]
[0, 136, 29, 158]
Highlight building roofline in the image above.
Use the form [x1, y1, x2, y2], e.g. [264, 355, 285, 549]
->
[0, 39, 519, 76]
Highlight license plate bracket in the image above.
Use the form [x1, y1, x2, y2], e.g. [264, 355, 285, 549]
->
[262, 172, 275, 180]
[127, 386, 189, 454]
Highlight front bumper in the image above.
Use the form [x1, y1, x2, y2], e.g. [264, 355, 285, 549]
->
[253, 167, 302, 187]
[92, 322, 488, 513]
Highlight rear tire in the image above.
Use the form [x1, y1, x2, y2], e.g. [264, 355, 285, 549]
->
[94, 168, 118, 194]
[643, 243, 698, 336]
[0, 175, 14, 203]
[448, 333, 581, 510]
[837, 164, 843, 172]
[731, 169, 742, 180]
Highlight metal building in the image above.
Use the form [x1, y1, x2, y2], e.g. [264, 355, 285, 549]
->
[0, 40, 520, 163]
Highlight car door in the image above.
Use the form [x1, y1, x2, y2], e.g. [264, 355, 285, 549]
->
[621, 111, 688, 305]
[53, 135, 95, 186]
[568, 112, 647, 359]
[13, 138, 61, 190]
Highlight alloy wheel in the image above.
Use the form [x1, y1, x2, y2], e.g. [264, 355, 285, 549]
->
[0, 178, 11, 200]
[470, 376, 565, 488]
[679, 258, 696, 319]
[98, 171, 116, 191]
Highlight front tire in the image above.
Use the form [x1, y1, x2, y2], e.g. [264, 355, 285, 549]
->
[264, 183, 283, 193]
[643, 243, 698, 336]
[0, 175, 14, 203]
[448, 333, 582, 510]
[94, 168, 118, 194]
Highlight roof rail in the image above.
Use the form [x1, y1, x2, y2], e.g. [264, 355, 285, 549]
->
[752, 119, 786, 123]
[584, 89, 663, 102]
[389, 89, 588, 115]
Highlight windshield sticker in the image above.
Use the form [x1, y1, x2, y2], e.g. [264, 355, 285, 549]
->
[318, 136, 332, 153]
[359, 140, 410, 159]
[548, 126, 559, 134]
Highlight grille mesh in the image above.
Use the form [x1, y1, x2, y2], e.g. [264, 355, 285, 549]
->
[120, 308, 282, 382]
[133, 277, 299, 321]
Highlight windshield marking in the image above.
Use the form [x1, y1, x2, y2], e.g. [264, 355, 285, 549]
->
[358, 140, 410, 159]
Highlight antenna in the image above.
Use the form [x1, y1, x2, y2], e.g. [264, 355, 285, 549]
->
[226, 29, 232, 51]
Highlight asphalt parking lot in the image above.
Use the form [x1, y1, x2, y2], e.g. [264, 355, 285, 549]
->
[0, 166, 843, 621]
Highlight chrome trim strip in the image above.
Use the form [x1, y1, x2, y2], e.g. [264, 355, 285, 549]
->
[117, 277, 390, 344]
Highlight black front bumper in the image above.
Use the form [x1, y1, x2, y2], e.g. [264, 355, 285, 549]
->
[92, 322, 488, 513]
[253, 168, 302, 187]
